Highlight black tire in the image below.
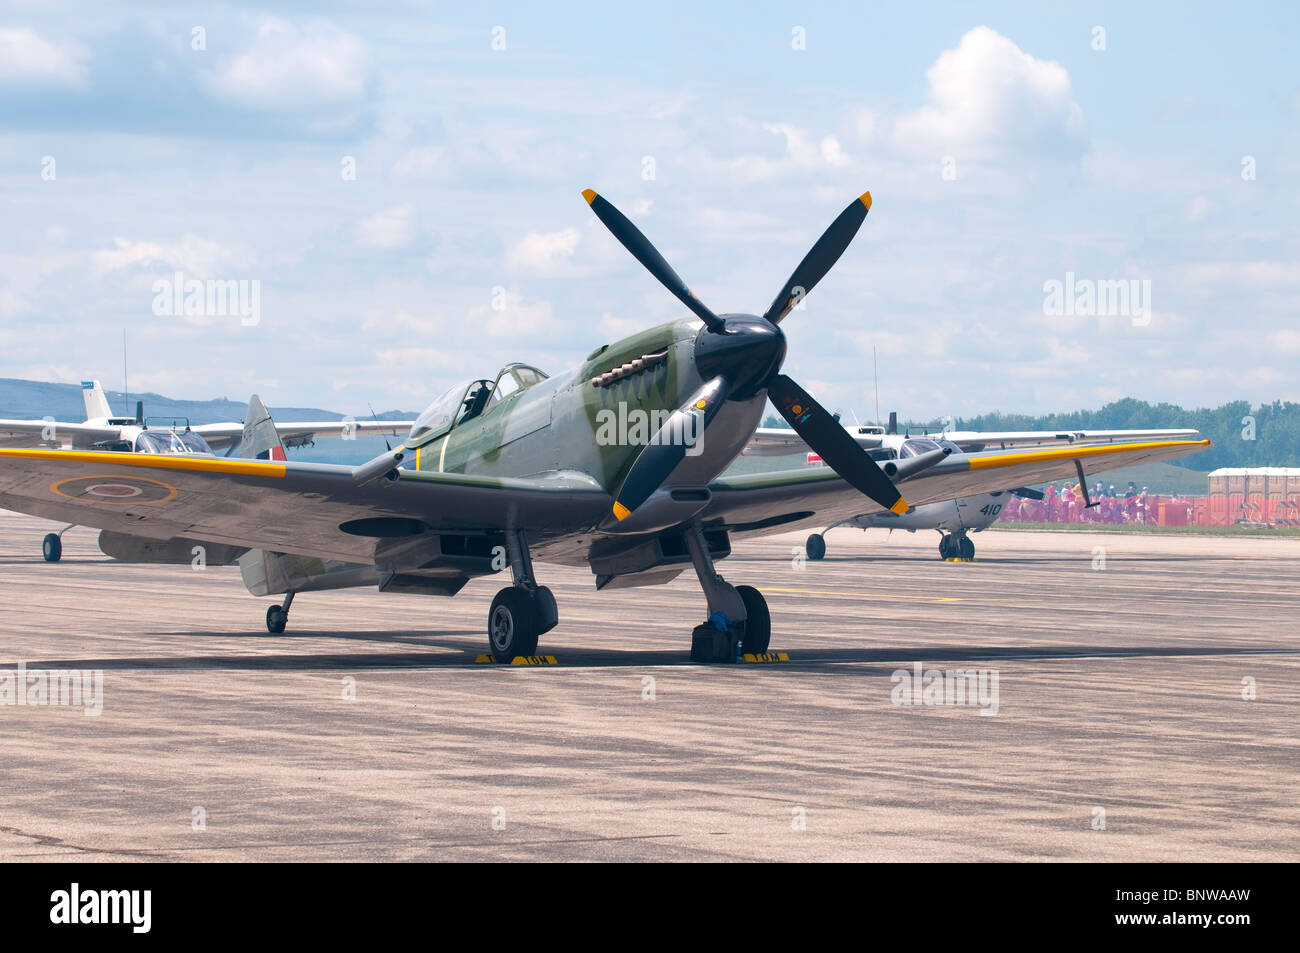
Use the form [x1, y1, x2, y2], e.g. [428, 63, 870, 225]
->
[42, 533, 62, 563]
[959, 536, 975, 560]
[938, 535, 952, 559]
[266, 604, 287, 634]
[736, 585, 771, 655]
[488, 587, 539, 662]
[805, 533, 826, 561]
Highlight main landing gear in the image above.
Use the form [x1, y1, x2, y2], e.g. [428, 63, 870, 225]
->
[41, 524, 76, 563]
[487, 530, 557, 663]
[939, 532, 975, 560]
[685, 526, 770, 663]
[805, 533, 827, 561]
[266, 591, 294, 633]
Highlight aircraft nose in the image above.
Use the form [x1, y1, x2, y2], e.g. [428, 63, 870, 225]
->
[693, 314, 787, 398]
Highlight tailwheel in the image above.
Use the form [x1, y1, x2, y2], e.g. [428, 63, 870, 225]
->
[805, 533, 826, 561]
[488, 586, 540, 662]
[266, 604, 288, 634]
[42, 533, 62, 563]
[736, 585, 771, 655]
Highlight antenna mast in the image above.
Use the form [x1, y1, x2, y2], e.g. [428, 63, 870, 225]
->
[873, 345, 880, 427]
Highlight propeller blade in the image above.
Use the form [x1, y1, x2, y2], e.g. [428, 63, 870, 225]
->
[611, 375, 729, 520]
[768, 374, 907, 514]
[581, 189, 725, 333]
[761, 191, 872, 326]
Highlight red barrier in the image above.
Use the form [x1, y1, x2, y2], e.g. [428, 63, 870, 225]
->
[998, 494, 1300, 528]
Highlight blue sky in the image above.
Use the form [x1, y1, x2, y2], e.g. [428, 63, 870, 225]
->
[0, 1, 1296, 420]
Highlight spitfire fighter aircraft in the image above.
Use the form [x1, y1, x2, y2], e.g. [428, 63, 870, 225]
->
[746, 421, 1201, 560]
[0, 189, 1210, 662]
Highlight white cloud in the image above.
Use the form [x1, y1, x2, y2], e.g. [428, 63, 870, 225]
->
[91, 235, 239, 278]
[820, 136, 849, 167]
[0, 289, 26, 318]
[357, 205, 414, 249]
[506, 227, 581, 274]
[893, 26, 1085, 158]
[0, 28, 87, 88]
[1274, 330, 1300, 354]
[468, 291, 557, 339]
[205, 18, 367, 112]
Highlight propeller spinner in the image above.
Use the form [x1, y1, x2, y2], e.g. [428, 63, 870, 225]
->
[581, 188, 907, 521]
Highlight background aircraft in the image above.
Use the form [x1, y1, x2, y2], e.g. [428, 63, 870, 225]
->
[0, 379, 412, 454]
[7, 380, 413, 562]
[0, 190, 1210, 662]
[748, 419, 1199, 559]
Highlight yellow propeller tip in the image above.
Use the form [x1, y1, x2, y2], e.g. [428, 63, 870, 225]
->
[859, 190, 872, 210]
[890, 497, 908, 515]
[581, 188, 598, 205]
[612, 501, 631, 521]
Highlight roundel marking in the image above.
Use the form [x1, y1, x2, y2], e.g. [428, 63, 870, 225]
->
[50, 474, 179, 505]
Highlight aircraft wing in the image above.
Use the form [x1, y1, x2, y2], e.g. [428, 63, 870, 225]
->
[0, 419, 124, 450]
[937, 428, 1200, 450]
[743, 425, 1199, 456]
[705, 439, 1211, 537]
[745, 425, 884, 456]
[194, 419, 416, 452]
[0, 448, 607, 564]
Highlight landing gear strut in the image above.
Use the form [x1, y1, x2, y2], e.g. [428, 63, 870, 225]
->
[939, 533, 975, 560]
[266, 591, 294, 633]
[41, 524, 75, 563]
[487, 530, 557, 663]
[685, 526, 770, 662]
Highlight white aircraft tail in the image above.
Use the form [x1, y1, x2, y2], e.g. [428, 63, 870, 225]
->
[81, 380, 112, 421]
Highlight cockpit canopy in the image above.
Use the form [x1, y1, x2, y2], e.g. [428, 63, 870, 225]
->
[408, 363, 548, 442]
[134, 429, 213, 454]
[900, 436, 960, 457]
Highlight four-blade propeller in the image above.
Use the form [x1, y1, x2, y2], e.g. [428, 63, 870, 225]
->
[581, 188, 907, 523]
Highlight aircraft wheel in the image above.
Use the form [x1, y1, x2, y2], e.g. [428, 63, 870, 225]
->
[959, 537, 975, 560]
[42, 533, 62, 563]
[736, 585, 771, 655]
[488, 587, 539, 662]
[266, 604, 288, 634]
[938, 535, 953, 559]
[805, 533, 826, 561]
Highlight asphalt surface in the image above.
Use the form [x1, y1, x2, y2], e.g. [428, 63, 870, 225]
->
[0, 510, 1296, 861]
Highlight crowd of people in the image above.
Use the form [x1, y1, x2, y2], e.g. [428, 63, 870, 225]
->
[1000, 480, 1189, 525]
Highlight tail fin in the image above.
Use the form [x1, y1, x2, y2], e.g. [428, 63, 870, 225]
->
[81, 380, 112, 421]
[233, 394, 287, 461]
